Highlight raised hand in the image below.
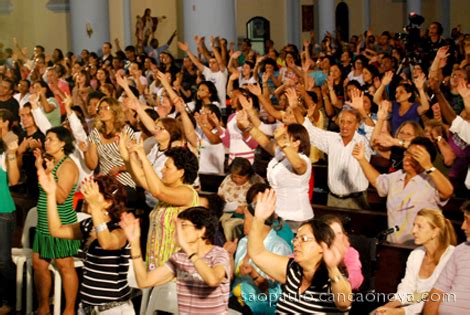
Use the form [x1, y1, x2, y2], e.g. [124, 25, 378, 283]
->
[435, 46, 450, 60]
[246, 83, 262, 97]
[352, 142, 365, 161]
[408, 145, 433, 170]
[232, 51, 242, 59]
[457, 80, 470, 98]
[236, 109, 250, 130]
[81, 178, 107, 211]
[119, 212, 141, 244]
[381, 71, 394, 86]
[37, 166, 56, 195]
[238, 93, 254, 110]
[229, 70, 240, 81]
[274, 125, 289, 148]
[177, 41, 189, 52]
[115, 71, 129, 89]
[253, 189, 276, 221]
[118, 132, 130, 162]
[413, 72, 426, 90]
[321, 235, 346, 269]
[349, 89, 365, 112]
[377, 100, 391, 121]
[285, 88, 298, 107]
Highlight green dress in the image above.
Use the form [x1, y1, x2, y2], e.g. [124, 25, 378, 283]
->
[33, 157, 80, 259]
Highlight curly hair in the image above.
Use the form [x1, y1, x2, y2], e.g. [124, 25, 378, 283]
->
[178, 206, 219, 244]
[164, 147, 199, 184]
[93, 175, 128, 221]
[93, 97, 127, 137]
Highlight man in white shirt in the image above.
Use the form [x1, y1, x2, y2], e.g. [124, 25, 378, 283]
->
[177, 40, 228, 114]
[302, 107, 372, 209]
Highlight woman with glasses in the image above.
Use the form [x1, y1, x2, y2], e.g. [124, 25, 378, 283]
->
[248, 189, 352, 314]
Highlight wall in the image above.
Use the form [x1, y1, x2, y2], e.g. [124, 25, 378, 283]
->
[236, 0, 286, 50]
[0, 0, 70, 53]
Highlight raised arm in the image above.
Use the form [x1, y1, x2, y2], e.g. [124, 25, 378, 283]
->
[120, 212, 175, 288]
[178, 41, 205, 72]
[414, 73, 430, 116]
[374, 71, 393, 104]
[274, 126, 307, 175]
[81, 179, 128, 250]
[248, 189, 289, 283]
[237, 107, 274, 155]
[352, 142, 381, 188]
[209, 36, 226, 72]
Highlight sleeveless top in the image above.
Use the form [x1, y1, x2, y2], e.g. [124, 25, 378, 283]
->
[146, 186, 200, 270]
[0, 154, 15, 213]
[79, 218, 131, 305]
[33, 157, 80, 259]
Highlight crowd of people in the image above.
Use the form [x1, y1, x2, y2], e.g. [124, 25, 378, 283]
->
[0, 13, 469, 314]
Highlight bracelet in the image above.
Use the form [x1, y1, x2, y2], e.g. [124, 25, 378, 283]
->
[425, 166, 437, 175]
[242, 125, 253, 133]
[131, 254, 141, 260]
[398, 139, 405, 147]
[7, 155, 16, 161]
[188, 252, 197, 260]
[95, 222, 108, 233]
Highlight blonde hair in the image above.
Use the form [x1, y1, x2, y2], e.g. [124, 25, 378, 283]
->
[417, 209, 457, 250]
[94, 97, 127, 137]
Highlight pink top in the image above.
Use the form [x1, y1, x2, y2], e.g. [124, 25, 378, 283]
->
[165, 246, 231, 314]
[343, 246, 364, 290]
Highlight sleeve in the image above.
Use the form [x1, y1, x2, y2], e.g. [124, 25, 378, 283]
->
[433, 249, 457, 293]
[202, 66, 211, 78]
[68, 112, 88, 144]
[375, 173, 391, 197]
[302, 117, 333, 154]
[164, 253, 178, 274]
[213, 248, 231, 280]
[31, 107, 52, 134]
[395, 249, 421, 304]
[344, 246, 364, 290]
[89, 128, 100, 144]
[449, 116, 470, 144]
[242, 134, 259, 149]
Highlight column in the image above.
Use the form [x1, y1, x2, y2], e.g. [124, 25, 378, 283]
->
[70, 0, 110, 54]
[438, 0, 450, 36]
[46, 0, 69, 12]
[0, 0, 12, 15]
[317, 0, 335, 41]
[286, 0, 301, 47]
[406, 0, 421, 15]
[182, 0, 236, 53]
[363, 0, 370, 31]
[122, 0, 132, 46]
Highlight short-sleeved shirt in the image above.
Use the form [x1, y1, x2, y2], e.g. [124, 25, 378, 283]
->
[202, 67, 228, 109]
[433, 242, 470, 314]
[375, 170, 448, 244]
[165, 246, 231, 314]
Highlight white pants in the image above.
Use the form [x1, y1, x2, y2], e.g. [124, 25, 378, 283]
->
[78, 301, 135, 315]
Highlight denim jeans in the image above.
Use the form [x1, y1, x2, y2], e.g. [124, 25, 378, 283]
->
[0, 212, 16, 307]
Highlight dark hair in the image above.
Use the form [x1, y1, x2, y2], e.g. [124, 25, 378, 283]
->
[125, 45, 136, 53]
[287, 124, 311, 156]
[2, 78, 14, 91]
[410, 136, 437, 162]
[229, 157, 254, 178]
[194, 81, 220, 113]
[300, 219, 336, 247]
[398, 83, 416, 102]
[364, 64, 379, 79]
[46, 126, 75, 155]
[53, 48, 64, 63]
[164, 147, 199, 184]
[34, 80, 54, 98]
[246, 183, 277, 227]
[346, 79, 362, 91]
[88, 91, 106, 103]
[430, 21, 444, 36]
[206, 104, 222, 122]
[178, 206, 219, 244]
[201, 193, 226, 219]
[93, 175, 127, 221]
[103, 41, 113, 49]
[0, 109, 15, 130]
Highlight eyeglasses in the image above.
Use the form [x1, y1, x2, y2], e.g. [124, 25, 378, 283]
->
[97, 105, 111, 112]
[291, 235, 316, 244]
[155, 125, 166, 132]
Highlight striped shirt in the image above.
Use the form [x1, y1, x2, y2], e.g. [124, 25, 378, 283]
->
[276, 259, 348, 314]
[89, 125, 135, 188]
[303, 118, 372, 196]
[220, 113, 258, 164]
[79, 218, 131, 305]
[165, 246, 231, 314]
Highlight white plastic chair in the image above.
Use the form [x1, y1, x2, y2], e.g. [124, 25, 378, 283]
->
[143, 281, 179, 315]
[11, 207, 37, 314]
[49, 212, 90, 315]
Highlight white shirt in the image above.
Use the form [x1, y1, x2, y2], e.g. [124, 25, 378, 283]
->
[196, 127, 225, 174]
[145, 144, 168, 208]
[202, 66, 228, 109]
[267, 148, 313, 222]
[449, 116, 470, 189]
[394, 246, 454, 315]
[14, 92, 31, 108]
[302, 118, 372, 196]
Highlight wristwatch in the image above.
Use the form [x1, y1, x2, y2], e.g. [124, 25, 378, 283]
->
[425, 166, 437, 174]
[435, 136, 443, 143]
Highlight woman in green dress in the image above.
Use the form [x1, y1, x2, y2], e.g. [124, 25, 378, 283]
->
[33, 126, 80, 315]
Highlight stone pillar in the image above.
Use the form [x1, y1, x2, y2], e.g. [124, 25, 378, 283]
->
[317, 0, 335, 41]
[363, 0, 370, 31]
[286, 0, 301, 48]
[406, 0, 421, 15]
[69, 0, 110, 54]
[122, 0, 132, 47]
[182, 0, 236, 52]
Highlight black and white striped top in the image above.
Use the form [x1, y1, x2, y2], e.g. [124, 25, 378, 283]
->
[89, 125, 136, 188]
[276, 258, 348, 314]
[79, 218, 131, 305]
